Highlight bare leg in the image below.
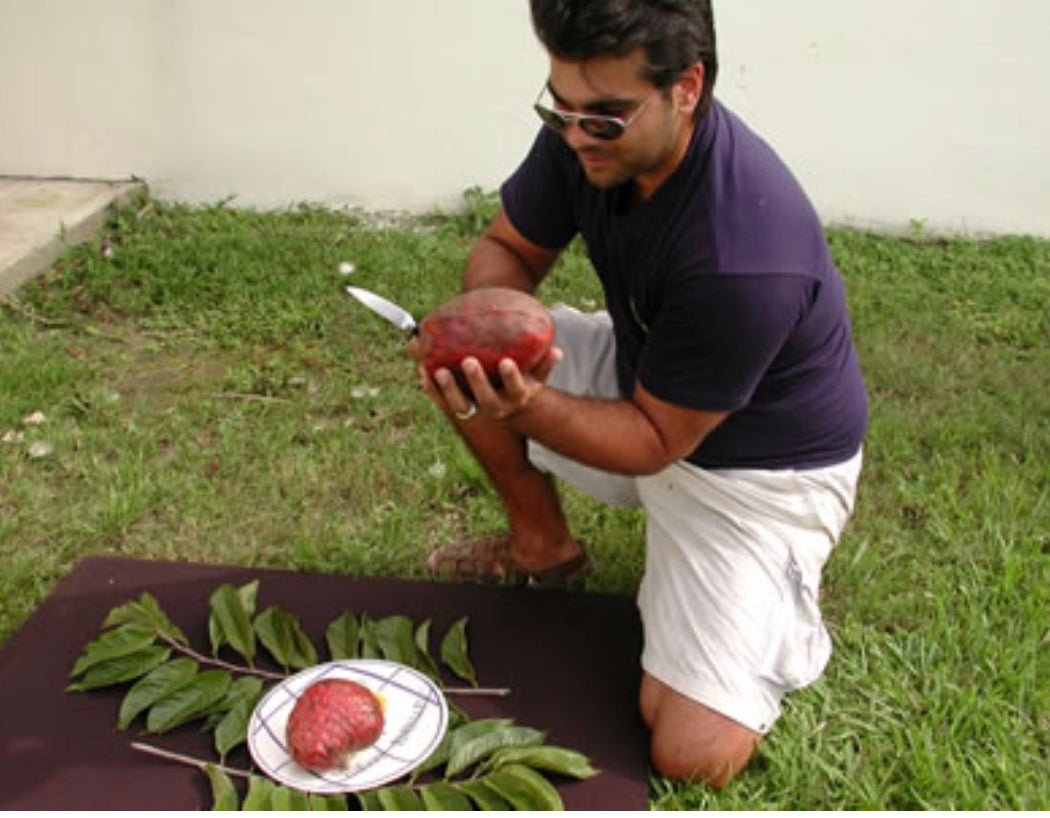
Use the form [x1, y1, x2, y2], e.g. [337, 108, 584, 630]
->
[640, 672, 760, 789]
[428, 411, 585, 573]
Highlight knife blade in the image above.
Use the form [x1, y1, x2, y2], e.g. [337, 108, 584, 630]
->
[346, 286, 418, 334]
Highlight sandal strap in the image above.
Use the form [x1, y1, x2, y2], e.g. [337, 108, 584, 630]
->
[524, 551, 592, 582]
[428, 536, 591, 586]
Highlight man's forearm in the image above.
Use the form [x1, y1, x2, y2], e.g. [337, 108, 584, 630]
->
[509, 387, 679, 476]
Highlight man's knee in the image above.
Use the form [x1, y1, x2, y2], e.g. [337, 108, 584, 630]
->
[650, 722, 757, 789]
[642, 673, 760, 789]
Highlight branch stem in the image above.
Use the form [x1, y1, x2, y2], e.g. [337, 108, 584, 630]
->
[157, 633, 511, 694]
[157, 632, 284, 681]
[131, 741, 252, 780]
[444, 686, 511, 697]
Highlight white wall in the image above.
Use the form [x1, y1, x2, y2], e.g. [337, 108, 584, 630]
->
[716, 2, 1050, 237]
[2, 0, 1048, 236]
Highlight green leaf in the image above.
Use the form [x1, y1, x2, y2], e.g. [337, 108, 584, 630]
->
[199, 675, 264, 732]
[254, 606, 317, 671]
[486, 745, 600, 779]
[146, 669, 232, 733]
[410, 731, 454, 783]
[420, 781, 474, 810]
[413, 619, 442, 680]
[104, 592, 188, 645]
[372, 615, 419, 667]
[325, 611, 360, 660]
[207, 582, 258, 656]
[117, 657, 198, 729]
[208, 614, 224, 657]
[207, 583, 259, 663]
[447, 718, 514, 754]
[69, 625, 157, 678]
[308, 793, 349, 810]
[204, 764, 239, 811]
[241, 775, 276, 810]
[270, 785, 312, 810]
[211, 675, 266, 715]
[67, 646, 171, 691]
[356, 790, 383, 810]
[214, 684, 264, 760]
[375, 785, 426, 810]
[455, 778, 514, 810]
[237, 580, 260, 615]
[252, 607, 292, 669]
[359, 614, 381, 659]
[426, 718, 510, 781]
[446, 701, 471, 731]
[209, 584, 256, 665]
[440, 617, 476, 687]
[446, 725, 546, 778]
[483, 763, 564, 810]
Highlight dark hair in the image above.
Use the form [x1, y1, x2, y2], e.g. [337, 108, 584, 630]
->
[530, 0, 718, 120]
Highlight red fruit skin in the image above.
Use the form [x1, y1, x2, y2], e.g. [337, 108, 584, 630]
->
[419, 288, 554, 382]
[286, 679, 385, 771]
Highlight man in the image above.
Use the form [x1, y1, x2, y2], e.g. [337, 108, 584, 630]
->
[414, 0, 867, 788]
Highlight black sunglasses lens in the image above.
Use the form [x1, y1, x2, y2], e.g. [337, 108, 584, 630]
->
[534, 104, 623, 140]
[580, 119, 623, 140]
[534, 104, 567, 131]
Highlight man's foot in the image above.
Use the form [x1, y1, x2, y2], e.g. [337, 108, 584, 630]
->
[426, 535, 592, 587]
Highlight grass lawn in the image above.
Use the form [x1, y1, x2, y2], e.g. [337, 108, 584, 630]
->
[1, 191, 1048, 809]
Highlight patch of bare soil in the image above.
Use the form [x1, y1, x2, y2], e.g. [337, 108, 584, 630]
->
[96, 325, 235, 412]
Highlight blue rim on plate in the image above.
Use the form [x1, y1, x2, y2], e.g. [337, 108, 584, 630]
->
[247, 659, 449, 794]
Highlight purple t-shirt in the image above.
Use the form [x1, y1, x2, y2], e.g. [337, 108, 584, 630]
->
[501, 99, 867, 470]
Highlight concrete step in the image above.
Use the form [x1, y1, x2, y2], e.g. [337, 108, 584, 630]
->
[0, 177, 147, 297]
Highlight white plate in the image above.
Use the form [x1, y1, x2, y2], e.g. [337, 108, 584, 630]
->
[247, 659, 448, 794]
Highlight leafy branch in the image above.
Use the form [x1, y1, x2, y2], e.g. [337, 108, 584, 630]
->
[152, 628, 508, 695]
[154, 630, 284, 681]
[67, 581, 598, 810]
[131, 725, 599, 811]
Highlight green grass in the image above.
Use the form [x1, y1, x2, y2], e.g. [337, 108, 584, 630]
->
[1, 191, 1048, 808]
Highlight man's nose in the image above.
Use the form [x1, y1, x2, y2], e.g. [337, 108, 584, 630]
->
[561, 121, 599, 151]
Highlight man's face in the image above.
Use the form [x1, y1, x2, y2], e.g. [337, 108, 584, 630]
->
[543, 49, 697, 199]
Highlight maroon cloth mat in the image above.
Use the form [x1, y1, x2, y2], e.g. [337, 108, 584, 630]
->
[0, 556, 650, 810]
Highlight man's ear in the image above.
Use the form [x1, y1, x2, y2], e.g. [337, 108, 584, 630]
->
[674, 63, 704, 117]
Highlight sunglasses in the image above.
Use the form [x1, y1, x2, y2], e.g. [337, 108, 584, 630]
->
[533, 84, 658, 141]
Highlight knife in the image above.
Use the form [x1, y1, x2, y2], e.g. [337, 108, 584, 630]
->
[346, 286, 418, 334]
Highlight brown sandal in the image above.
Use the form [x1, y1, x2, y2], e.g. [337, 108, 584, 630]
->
[426, 535, 592, 587]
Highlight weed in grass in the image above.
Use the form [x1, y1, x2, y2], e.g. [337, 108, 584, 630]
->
[1, 195, 1049, 808]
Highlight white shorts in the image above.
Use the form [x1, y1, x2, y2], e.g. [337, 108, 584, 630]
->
[528, 305, 863, 734]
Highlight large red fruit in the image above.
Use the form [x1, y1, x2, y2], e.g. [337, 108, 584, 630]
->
[285, 679, 385, 771]
[418, 288, 554, 381]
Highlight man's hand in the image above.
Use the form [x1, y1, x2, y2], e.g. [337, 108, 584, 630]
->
[419, 346, 563, 424]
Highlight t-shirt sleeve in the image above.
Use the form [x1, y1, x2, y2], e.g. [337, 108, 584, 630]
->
[499, 129, 579, 250]
[638, 271, 815, 411]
